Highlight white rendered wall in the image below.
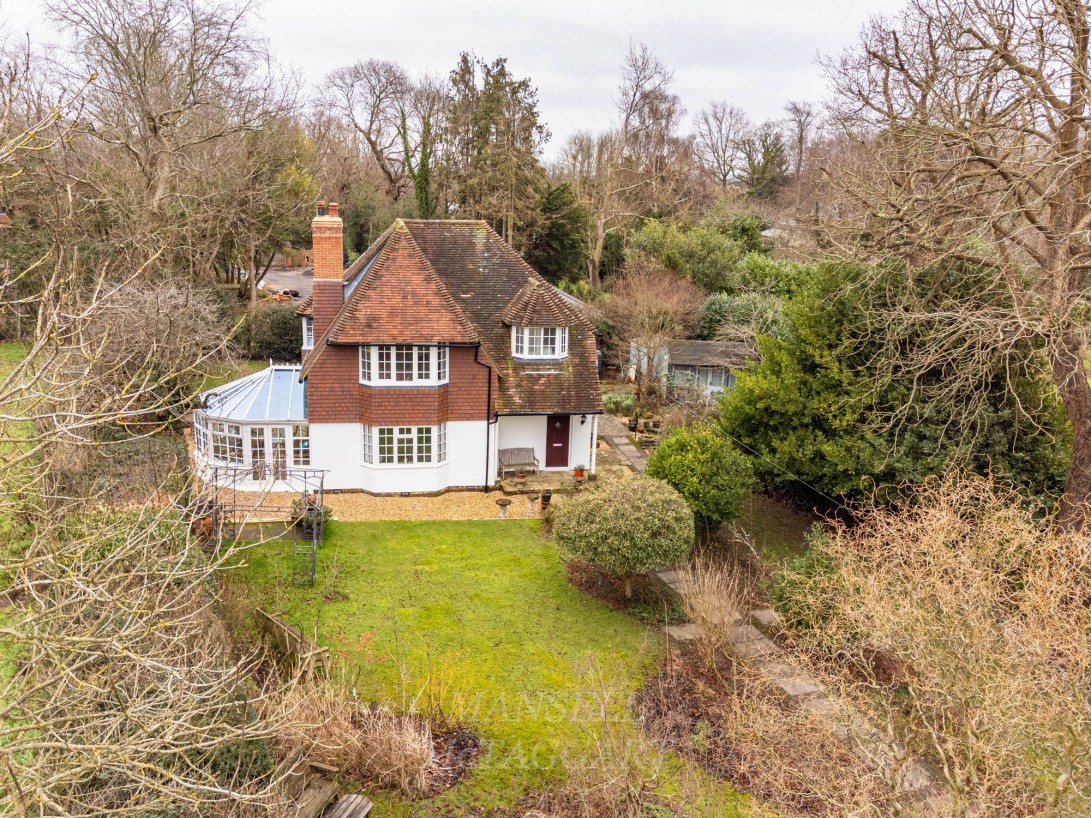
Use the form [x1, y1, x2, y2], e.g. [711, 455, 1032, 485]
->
[312, 420, 489, 493]
[496, 414, 598, 472]
[569, 414, 596, 473]
[310, 423, 364, 490]
[497, 415, 548, 469]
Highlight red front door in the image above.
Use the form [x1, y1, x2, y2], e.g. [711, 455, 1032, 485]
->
[546, 415, 570, 468]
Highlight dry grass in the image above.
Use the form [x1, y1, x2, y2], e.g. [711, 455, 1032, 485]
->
[553, 661, 671, 818]
[779, 476, 1091, 816]
[271, 680, 438, 797]
[641, 649, 889, 818]
[675, 551, 756, 671]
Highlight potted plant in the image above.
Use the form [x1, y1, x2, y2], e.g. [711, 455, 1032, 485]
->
[292, 498, 332, 539]
[514, 470, 527, 485]
[573, 464, 587, 482]
[628, 411, 639, 432]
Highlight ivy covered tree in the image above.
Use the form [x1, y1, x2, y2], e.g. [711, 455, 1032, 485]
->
[719, 262, 1070, 504]
[647, 424, 754, 534]
[553, 475, 694, 598]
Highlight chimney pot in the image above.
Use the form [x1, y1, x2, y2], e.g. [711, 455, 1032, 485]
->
[329, 202, 339, 218]
[316, 200, 327, 217]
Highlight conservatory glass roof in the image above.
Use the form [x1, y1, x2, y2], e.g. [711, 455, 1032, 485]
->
[199, 365, 306, 422]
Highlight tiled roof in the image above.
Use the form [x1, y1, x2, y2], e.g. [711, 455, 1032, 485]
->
[397, 220, 601, 414]
[296, 224, 396, 318]
[325, 224, 478, 345]
[667, 340, 759, 368]
[301, 219, 602, 414]
[500, 278, 574, 326]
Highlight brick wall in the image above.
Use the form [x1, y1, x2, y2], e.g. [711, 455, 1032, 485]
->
[308, 344, 495, 425]
[311, 201, 343, 337]
[304, 345, 359, 424]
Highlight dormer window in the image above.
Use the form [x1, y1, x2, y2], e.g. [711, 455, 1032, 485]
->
[301, 317, 314, 350]
[512, 326, 567, 359]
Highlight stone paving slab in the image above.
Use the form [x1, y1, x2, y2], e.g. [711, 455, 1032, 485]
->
[664, 623, 701, 642]
[750, 607, 781, 632]
[656, 569, 682, 589]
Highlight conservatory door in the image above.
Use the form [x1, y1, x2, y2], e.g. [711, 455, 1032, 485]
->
[250, 427, 267, 479]
[270, 427, 288, 479]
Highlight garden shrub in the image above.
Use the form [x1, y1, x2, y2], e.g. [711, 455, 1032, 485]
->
[602, 392, 634, 416]
[245, 303, 301, 362]
[646, 423, 754, 531]
[553, 474, 694, 598]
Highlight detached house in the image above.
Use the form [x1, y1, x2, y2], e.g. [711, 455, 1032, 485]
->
[194, 203, 603, 492]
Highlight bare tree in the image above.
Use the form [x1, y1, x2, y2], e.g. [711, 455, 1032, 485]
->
[821, 0, 1091, 530]
[38, 0, 299, 282]
[0, 27, 318, 814]
[325, 58, 411, 202]
[605, 254, 704, 406]
[737, 120, 789, 199]
[560, 43, 693, 286]
[692, 101, 750, 191]
[783, 100, 817, 178]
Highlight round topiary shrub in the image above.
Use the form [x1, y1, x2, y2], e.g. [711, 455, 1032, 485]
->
[646, 423, 754, 531]
[553, 474, 695, 598]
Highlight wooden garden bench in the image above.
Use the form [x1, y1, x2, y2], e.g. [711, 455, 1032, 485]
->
[498, 447, 539, 478]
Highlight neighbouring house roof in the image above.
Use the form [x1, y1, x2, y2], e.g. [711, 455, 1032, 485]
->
[200, 366, 306, 422]
[300, 219, 602, 414]
[666, 340, 759, 369]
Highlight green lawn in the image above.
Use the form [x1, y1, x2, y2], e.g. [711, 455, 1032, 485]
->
[0, 341, 27, 376]
[199, 357, 267, 392]
[235, 520, 742, 815]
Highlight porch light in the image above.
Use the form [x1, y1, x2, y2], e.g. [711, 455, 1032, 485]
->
[580, 414, 587, 425]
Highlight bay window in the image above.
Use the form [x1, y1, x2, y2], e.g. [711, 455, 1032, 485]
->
[363, 423, 448, 465]
[359, 345, 449, 385]
[512, 326, 567, 359]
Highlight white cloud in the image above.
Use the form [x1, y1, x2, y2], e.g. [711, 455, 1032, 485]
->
[3, 0, 907, 156]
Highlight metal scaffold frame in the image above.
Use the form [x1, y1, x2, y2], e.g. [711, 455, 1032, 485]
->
[204, 465, 327, 587]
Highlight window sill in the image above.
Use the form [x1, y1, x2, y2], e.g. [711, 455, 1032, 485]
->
[357, 381, 449, 388]
[362, 461, 449, 469]
[512, 354, 568, 362]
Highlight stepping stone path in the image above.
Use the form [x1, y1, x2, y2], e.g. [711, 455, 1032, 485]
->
[657, 568, 951, 812]
[599, 414, 648, 473]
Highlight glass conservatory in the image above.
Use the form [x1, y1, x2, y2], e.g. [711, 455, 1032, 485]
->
[193, 365, 311, 486]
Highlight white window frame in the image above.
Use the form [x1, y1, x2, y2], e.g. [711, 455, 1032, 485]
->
[292, 423, 311, 466]
[301, 317, 314, 350]
[364, 423, 447, 467]
[359, 345, 449, 386]
[512, 326, 568, 359]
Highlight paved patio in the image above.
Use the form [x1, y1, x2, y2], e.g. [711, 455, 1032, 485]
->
[214, 431, 639, 523]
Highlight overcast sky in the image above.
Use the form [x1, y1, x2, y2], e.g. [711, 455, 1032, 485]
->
[3, 0, 907, 157]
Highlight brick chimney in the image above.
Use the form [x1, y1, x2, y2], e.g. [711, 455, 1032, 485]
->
[311, 201, 343, 336]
